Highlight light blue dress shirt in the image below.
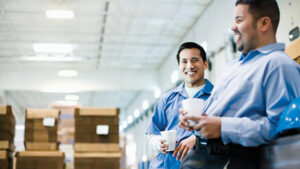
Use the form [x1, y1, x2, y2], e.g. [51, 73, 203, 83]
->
[203, 43, 300, 147]
[145, 80, 213, 169]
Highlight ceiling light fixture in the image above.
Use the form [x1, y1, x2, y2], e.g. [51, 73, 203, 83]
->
[154, 88, 161, 99]
[201, 41, 208, 51]
[127, 116, 133, 124]
[65, 95, 80, 101]
[143, 100, 149, 110]
[46, 10, 74, 19]
[33, 43, 73, 53]
[54, 100, 78, 106]
[134, 109, 140, 118]
[21, 56, 82, 62]
[58, 70, 78, 77]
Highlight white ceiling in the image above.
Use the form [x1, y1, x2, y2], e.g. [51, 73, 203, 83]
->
[0, 0, 212, 123]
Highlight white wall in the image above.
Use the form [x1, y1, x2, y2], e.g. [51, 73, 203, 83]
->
[0, 90, 6, 104]
[158, 0, 236, 89]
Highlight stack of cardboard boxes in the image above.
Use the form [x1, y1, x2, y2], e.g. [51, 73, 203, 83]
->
[15, 109, 64, 169]
[0, 105, 15, 169]
[286, 37, 300, 64]
[74, 107, 121, 169]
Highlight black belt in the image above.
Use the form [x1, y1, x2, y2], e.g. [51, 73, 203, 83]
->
[194, 136, 261, 156]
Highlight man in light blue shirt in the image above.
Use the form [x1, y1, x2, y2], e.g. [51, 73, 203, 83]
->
[145, 42, 213, 169]
[179, 0, 300, 169]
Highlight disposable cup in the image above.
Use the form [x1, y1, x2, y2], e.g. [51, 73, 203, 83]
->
[181, 98, 205, 126]
[160, 130, 177, 151]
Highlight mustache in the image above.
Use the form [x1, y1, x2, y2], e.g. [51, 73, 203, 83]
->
[233, 30, 241, 34]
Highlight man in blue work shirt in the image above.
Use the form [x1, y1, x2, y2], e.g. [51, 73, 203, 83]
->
[145, 42, 214, 169]
[179, 0, 300, 169]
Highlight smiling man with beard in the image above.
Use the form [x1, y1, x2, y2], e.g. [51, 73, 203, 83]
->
[145, 42, 213, 169]
[179, 0, 300, 169]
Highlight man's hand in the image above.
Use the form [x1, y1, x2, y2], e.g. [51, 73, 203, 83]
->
[179, 109, 194, 131]
[159, 139, 168, 154]
[193, 116, 221, 139]
[172, 135, 196, 161]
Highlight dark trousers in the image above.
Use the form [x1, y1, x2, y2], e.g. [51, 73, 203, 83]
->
[180, 138, 261, 169]
[180, 148, 229, 169]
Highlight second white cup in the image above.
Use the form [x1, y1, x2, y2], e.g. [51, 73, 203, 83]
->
[181, 98, 205, 126]
[160, 130, 177, 151]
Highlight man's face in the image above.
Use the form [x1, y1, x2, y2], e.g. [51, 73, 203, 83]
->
[178, 48, 208, 88]
[232, 4, 259, 55]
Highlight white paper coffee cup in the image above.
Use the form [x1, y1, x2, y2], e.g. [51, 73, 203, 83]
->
[160, 130, 177, 151]
[181, 98, 205, 126]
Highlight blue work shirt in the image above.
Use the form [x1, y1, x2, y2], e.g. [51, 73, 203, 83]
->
[203, 43, 300, 147]
[145, 79, 213, 169]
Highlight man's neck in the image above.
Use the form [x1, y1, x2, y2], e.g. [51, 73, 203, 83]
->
[185, 79, 206, 88]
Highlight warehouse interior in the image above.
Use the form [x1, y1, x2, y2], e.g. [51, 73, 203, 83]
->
[0, 0, 300, 169]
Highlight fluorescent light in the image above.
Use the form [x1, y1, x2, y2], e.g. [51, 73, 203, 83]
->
[54, 100, 78, 106]
[65, 94, 79, 101]
[127, 115, 133, 124]
[42, 88, 80, 93]
[122, 121, 128, 128]
[58, 70, 78, 77]
[21, 56, 82, 62]
[154, 88, 161, 99]
[142, 155, 147, 162]
[171, 70, 179, 84]
[46, 10, 74, 19]
[201, 41, 208, 51]
[134, 109, 140, 118]
[143, 100, 149, 110]
[33, 43, 73, 53]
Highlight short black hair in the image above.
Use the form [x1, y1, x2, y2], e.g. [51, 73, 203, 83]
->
[176, 42, 207, 64]
[235, 0, 280, 33]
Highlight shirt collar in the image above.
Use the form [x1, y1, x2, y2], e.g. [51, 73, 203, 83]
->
[239, 43, 285, 62]
[174, 79, 214, 98]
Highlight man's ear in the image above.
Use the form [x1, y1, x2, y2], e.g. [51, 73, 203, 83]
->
[204, 61, 208, 70]
[258, 16, 272, 32]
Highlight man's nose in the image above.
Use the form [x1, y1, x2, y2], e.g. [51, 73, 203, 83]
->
[187, 61, 193, 68]
[231, 23, 237, 31]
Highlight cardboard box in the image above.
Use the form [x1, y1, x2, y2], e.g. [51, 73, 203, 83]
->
[75, 107, 119, 144]
[296, 57, 300, 64]
[74, 152, 121, 169]
[74, 143, 120, 152]
[0, 150, 13, 169]
[0, 105, 15, 142]
[16, 151, 64, 169]
[0, 141, 15, 151]
[285, 38, 300, 60]
[25, 109, 60, 151]
[24, 142, 58, 151]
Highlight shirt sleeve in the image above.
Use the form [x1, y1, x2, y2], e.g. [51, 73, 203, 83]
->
[221, 60, 300, 146]
[145, 96, 167, 135]
[147, 134, 163, 153]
